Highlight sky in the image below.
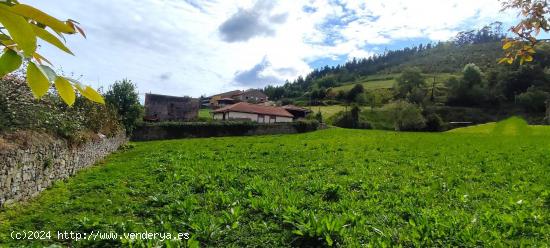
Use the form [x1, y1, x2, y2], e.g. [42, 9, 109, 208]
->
[25, 0, 520, 99]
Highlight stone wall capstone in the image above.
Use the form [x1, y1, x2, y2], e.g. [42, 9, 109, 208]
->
[0, 132, 126, 207]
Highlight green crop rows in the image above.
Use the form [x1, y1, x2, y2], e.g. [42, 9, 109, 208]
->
[1, 124, 549, 247]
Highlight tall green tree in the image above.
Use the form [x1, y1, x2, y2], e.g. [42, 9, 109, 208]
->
[346, 84, 364, 103]
[104, 79, 142, 135]
[446, 64, 487, 106]
[395, 68, 425, 97]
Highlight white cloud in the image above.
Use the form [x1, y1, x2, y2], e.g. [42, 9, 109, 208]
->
[23, 0, 518, 98]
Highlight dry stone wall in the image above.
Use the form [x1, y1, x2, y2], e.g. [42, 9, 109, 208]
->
[0, 132, 126, 207]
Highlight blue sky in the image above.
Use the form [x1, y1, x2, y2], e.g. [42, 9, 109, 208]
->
[25, 0, 521, 98]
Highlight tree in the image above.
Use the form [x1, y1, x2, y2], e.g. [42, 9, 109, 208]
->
[499, 0, 549, 64]
[462, 63, 483, 87]
[0, 1, 102, 105]
[346, 84, 364, 103]
[395, 67, 425, 98]
[384, 100, 426, 131]
[516, 86, 550, 112]
[546, 100, 550, 124]
[104, 79, 142, 135]
[446, 64, 488, 106]
[315, 111, 323, 123]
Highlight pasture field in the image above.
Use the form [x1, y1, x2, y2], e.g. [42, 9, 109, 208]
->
[312, 105, 370, 120]
[1, 125, 549, 247]
[331, 73, 456, 92]
[198, 109, 212, 119]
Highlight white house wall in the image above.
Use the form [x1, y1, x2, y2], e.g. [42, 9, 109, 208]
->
[213, 111, 292, 123]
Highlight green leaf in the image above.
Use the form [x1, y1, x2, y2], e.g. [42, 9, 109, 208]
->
[39, 65, 57, 81]
[30, 25, 73, 55]
[0, 49, 22, 77]
[10, 4, 75, 34]
[54, 77, 75, 106]
[0, 4, 37, 57]
[26, 62, 50, 98]
[74, 82, 104, 104]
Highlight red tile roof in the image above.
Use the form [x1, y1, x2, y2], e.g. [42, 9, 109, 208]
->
[213, 102, 294, 118]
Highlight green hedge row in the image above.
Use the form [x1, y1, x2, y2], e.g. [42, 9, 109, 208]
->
[132, 120, 319, 141]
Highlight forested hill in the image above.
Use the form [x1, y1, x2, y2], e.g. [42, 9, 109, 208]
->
[264, 23, 508, 100]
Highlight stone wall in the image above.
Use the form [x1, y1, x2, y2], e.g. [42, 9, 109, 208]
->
[0, 132, 126, 207]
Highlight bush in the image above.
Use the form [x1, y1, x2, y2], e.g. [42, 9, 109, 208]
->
[423, 112, 445, 131]
[516, 87, 550, 113]
[332, 108, 371, 129]
[133, 120, 319, 141]
[0, 75, 123, 143]
[292, 120, 320, 133]
[384, 100, 426, 131]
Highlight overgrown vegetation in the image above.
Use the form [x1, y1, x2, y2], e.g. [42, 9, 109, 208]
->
[1, 122, 549, 247]
[0, 75, 122, 144]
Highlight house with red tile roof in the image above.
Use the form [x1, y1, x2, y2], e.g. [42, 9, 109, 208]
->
[212, 102, 293, 123]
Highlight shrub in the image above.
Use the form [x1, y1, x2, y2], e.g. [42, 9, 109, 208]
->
[384, 100, 426, 131]
[132, 121, 319, 141]
[0, 74, 123, 143]
[332, 106, 371, 129]
[516, 87, 550, 113]
[315, 111, 323, 123]
[292, 120, 320, 133]
[423, 112, 445, 131]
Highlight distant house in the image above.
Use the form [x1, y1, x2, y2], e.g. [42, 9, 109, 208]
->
[144, 93, 199, 121]
[217, 97, 237, 107]
[234, 89, 268, 103]
[209, 90, 243, 108]
[282, 105, 312, 120]
[212, 102, 293, 123]
[208, 89, 268, 108]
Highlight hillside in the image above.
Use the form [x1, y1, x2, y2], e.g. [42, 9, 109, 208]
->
[264, 39, 505, 101]
[330, 73, 457, 93]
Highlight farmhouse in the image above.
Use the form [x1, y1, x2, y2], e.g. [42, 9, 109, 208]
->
[212, 102, 293, 123]
[143, 93, 199, 121]
[208, 89, 268, 108]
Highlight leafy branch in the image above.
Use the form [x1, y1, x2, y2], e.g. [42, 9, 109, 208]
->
[499, 0, 550, 64]
[0, 0, 103, 105]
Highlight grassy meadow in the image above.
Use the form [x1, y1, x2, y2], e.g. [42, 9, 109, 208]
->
[331, 73, 456, 93]
[1, 122, 549, 247]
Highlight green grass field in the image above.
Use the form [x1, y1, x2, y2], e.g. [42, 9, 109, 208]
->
[311, 105, 371, 120]
[198, 109, 211, 119]
[1, 124, 549, 247]
[331, 73, 456, 92]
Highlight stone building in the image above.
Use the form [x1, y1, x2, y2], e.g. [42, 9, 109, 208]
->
[208, 89, 268, 108]
[144, 93, 199, 121]
[234, 89, 268, 103]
